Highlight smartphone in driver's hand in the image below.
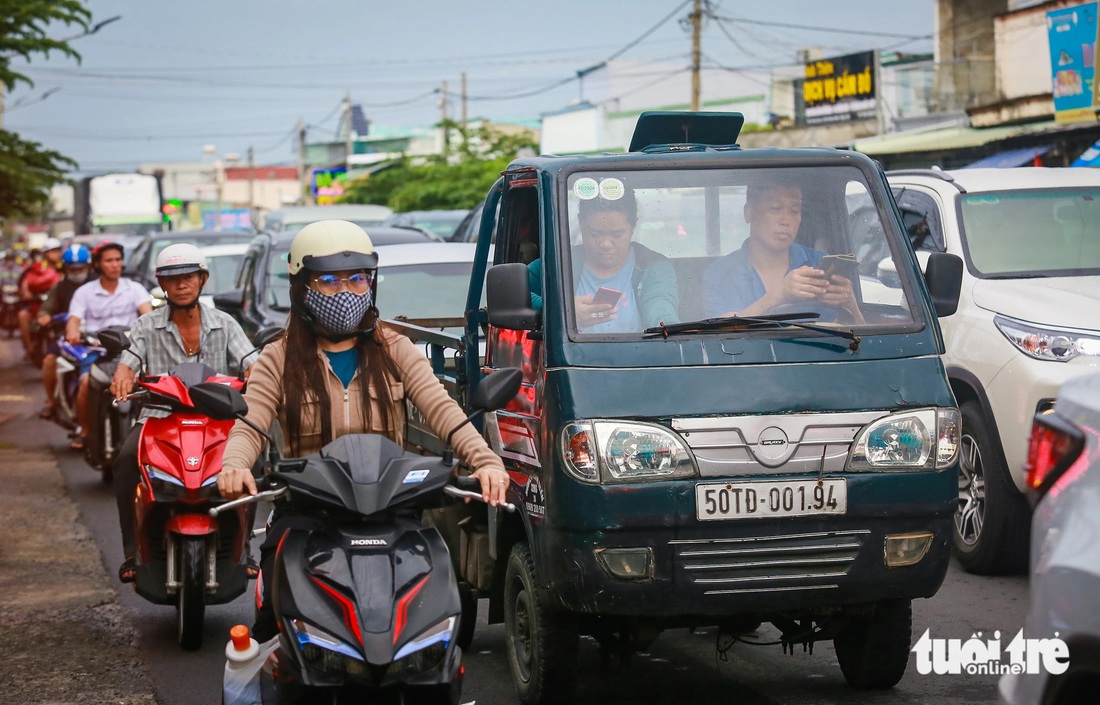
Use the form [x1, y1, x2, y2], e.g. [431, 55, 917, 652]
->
[591, 286, 623, 307]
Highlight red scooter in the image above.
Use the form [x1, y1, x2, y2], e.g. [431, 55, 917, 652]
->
[128, 361, 256, 650]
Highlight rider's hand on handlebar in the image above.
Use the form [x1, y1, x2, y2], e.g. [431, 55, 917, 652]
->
[65, 329, 81, 346]
[468, 466, 510, 507]
[217, 467, 257, 501]
[110, 365, 137, 401]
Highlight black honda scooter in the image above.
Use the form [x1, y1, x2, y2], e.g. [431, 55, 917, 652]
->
[200, 367, 521, 705]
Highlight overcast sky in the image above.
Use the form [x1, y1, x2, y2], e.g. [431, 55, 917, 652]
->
[5, 0, 934, 174]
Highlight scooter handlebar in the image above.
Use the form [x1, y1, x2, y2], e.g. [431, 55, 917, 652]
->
[208, 486, 287, 517]
[443, 484, 516, 513]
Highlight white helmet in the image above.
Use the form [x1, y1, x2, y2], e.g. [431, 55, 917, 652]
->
[41, 237, 62, 252]
[155, 243, 208, 277]
[288, 220, 377, 275]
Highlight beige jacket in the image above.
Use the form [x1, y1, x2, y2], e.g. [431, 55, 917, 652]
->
[221, 326, 504, 475]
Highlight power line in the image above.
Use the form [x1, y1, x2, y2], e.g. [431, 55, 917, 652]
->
[710, 13, 930, 41]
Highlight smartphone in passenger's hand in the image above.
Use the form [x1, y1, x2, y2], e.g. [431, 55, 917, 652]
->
[591, 286, 623, 307]
[819, 254, 859, 279]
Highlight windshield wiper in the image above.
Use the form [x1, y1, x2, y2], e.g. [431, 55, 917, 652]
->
[644, 312, 861, 351]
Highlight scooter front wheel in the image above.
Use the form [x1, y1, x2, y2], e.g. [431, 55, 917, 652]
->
[177, 536, 206, 650]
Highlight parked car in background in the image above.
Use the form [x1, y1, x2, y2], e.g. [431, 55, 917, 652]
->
[383, 209, 469, 241]
[126, 231, 255, 291]
[448, 201, 499, 243]
[372, 242, 490, 325]
[197, 242, 249, 309]
[62, 233, 146, 261]
[999, 371, 1100, 705]
[216, 225, 440, 340]
[260, 204, 393, 234]
[884, 167, 1100, 574]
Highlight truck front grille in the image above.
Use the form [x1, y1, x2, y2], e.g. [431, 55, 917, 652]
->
[670, 529, 869, 595]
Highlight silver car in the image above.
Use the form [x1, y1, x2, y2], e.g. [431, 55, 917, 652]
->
[1000, 371, 1100, 704]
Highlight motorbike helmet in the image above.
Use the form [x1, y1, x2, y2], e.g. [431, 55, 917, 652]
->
[41, 237, 62, 252]
[288, 219, 378, 275]
[62, 244, 91, 266]
[92, 241, 124, 263]
[155, 243, 208, 277]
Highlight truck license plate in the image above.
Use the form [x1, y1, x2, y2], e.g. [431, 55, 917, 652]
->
[695, 479, 847, 521]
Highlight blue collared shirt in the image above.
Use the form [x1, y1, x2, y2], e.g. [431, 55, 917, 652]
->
[703, 243, 825, 317]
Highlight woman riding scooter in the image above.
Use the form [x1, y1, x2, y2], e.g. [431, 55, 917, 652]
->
[215, 219, 510, 641]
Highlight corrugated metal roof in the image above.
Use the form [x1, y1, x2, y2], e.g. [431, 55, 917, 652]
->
[851, 119, 1061, 155]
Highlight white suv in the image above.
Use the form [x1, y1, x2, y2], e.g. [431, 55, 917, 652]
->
[885, 168, 1100, 574]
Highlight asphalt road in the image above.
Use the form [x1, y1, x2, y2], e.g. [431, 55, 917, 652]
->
[2, 336, 1030, 705]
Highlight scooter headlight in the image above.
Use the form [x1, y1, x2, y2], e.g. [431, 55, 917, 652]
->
[144, 465, 220, 501]
[390, 616, 455, 678]
[287, 618, 368, 681]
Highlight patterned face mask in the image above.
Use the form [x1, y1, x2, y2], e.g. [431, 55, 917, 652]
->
[304, 288, 371, 334]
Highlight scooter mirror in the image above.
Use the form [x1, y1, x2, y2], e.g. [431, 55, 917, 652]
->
[253, 326, 285, 349]
[96, 328, 131, 355]
[470, 367, 522, 412]
[189, 382, 248, 421]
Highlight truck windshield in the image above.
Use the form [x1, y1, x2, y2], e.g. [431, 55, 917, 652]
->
[958, 187, 1100, 277]
[561, 166, 916, 337]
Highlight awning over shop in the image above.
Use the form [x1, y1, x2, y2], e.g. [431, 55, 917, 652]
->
[962, 145, 1051, 168]
[851, 120, 1060, 156]
[1071, 139, 1100, 167]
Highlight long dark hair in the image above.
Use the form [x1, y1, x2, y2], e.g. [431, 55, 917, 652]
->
[281, 272, 396, 456]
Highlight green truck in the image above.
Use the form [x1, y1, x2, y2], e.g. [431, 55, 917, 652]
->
[397, 112, 965, 704]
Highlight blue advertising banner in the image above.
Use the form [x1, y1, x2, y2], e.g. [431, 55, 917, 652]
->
[1048, 2, 1100, 123]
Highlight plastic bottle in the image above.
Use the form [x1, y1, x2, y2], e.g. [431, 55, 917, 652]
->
[222, 625, 264, 705]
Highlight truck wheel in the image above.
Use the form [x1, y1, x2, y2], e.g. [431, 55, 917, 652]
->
[953, 400, 1030, 575]
[504, 543, 578, 705]
[177, 537, 206, 650]
[833, 599, 912, 689]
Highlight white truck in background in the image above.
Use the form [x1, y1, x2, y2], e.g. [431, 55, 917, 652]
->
[73, 173, 163, 237]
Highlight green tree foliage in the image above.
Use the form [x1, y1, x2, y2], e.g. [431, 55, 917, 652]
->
[0, 0, 90, 220]
[341, 120, 538, 211]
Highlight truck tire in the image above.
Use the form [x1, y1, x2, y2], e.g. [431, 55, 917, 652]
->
[833, 599, 912, 689]
[504, 543, 578, 705]
[953, 400, 1030, 575]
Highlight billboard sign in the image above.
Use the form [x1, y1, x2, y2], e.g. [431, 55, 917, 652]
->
[311, 168, 348, 198]
[1047, 2, 1100, 123]
[801, 51, 877, 126]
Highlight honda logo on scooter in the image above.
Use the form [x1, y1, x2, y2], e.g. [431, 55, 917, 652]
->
[187, 457, 199, 467]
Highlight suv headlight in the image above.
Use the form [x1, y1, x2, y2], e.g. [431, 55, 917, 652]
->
[561, 420, 696, 484]
[849, 408, 959, 471]
[995, 315, 1100, 362]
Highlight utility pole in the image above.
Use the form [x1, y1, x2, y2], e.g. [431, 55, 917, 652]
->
[690, 0, 703, 111]
[247, 144, 255, 212]
[297, 117, 308, 205]
[343, 92, 353, 167]
[441, 80, 450, 157]
[461, 72, 468, 131]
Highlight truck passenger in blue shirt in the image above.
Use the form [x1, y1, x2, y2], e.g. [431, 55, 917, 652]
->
[703, 180, 863, 323]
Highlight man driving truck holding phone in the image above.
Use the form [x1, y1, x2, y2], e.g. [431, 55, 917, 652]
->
[528, 179, 680, 332]
[703, 179, 864, 323]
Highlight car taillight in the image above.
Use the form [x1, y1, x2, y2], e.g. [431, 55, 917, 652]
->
[1024, 412, 1085, 504]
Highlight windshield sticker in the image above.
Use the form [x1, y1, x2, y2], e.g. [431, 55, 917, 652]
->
[573, 178, 599, 200]
[599, 178, 625, 200]
[402, 469, 430, 484]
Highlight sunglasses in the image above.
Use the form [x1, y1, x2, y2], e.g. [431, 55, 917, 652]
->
[310, 271, 374, 296]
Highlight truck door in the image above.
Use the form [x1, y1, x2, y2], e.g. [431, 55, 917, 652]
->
[484, 173, 545, 476]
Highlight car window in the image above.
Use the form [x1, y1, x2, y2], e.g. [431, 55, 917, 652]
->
[375, 261, 482, 319]
[890, 189, 945, 252]
[959, 187, 1100, 276]
[204, 253, 245, 295]
[267, 247, 291, 309]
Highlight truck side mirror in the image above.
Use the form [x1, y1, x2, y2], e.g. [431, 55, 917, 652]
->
[924, 252, 963, 317]
[486, 263, 539, 331]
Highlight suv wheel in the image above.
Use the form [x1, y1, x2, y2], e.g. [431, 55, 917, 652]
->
[953, 400, 1030, 575]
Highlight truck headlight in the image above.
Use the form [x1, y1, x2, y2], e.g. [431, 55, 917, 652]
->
[995, 315, 1100, 362]
[562, 421, 696, 484]
[848, 408, 959, 471]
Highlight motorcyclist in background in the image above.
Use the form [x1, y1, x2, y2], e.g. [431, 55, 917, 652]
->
[109, 243, 257, 583]
[37, 244, 93, 420]
[18, 238, 63, 361]
[65, 241, 151, 451]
